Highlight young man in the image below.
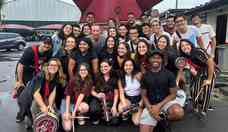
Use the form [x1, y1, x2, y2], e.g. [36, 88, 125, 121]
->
[165, 15, 176, 36]
[140, 50, 184, 132]
[90, 24, 106, 55]
[149, 19, 172, 47]
[13, 36, 53, 123]
[127, 26, 140, 53]
[173, 15, 204, 49]
[85, 12, 96, 26]
[191, 14, 216, 58]
[72, 23, 81, 38]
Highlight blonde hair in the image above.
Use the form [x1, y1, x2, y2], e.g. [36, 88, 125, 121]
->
[43, 58, 66, 86]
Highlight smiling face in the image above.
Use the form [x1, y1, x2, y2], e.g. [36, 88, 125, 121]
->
[151, 21, 160, 34]
[137, 41, 148, 55]
[65, 37, 76, 50]
[83, 25, 91, 35]
[117, 43, 127, 57]
[100, 61, 111, 75]
[124, 60, 134, 75]
[106, 37, 115, 49]
[129, 29, 139, 42]
[108, 28, 117, 37]
[118, 25, 128, 37]
[79, 40, 89, 53]
[149, 54, 162, 69]
[79, 64, 89, 79]
[175, 16, 187, 32]
[157, 37, 168, 50]
[48, 60, 59, 74]
[73, 26, 81, 37]
[180, 41, 192, 55]
[63, 25, 73, 36]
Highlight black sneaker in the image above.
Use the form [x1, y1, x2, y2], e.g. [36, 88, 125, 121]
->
[16, 112, 25, 123]
[208, 105, 216, 111]
[92, 120, 100, 125]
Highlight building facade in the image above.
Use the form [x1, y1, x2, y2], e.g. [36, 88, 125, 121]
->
[1, 0, 81, 27]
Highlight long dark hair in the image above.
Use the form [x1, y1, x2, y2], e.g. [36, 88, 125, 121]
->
[135, 39, 151, 63]
[73, 63, 93, 93]
[157, 35, 171, 50]
[102, 36, 117, 52]
[179, 39, 195, 57]
[117, 41, 131, 58]
[95, 59, 116, 92]
[119, 58, 139, 88]
[57, 24, 73, 40]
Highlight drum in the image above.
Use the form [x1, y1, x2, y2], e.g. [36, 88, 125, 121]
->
[33, 112, 59, 132]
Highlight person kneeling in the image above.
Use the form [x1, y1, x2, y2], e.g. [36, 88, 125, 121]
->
[62, 63, 92, 131]
[139, 50, 184, 132]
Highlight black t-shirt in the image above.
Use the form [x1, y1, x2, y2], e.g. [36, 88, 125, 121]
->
[18, 46, 52, 83]
[70, 50, 97, 69]
[141, 68, 176, 105]
[94, 73, 118, 101]
[163, 48, 179, 76]
[98, 49, 116, 66]
[32, 72, 60, 99]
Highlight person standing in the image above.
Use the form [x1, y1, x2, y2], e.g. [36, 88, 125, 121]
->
[191, 14, 216, 58]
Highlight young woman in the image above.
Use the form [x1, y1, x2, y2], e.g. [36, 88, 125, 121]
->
[54, 35, 77, 110]
[179, 39, 215, 116]
[90, 60, 119, 125]
[157, 35, 179, 75]
[98, 36, 117, 66]
[31, 58, 66, 117]
[68, 37, 99, 80]
[108, 27, 119, 44]
[118, 59, 143, 125]
[52, 24, 73, 56]
[113, 42, 131, 71]
[62, 63, 93, 130]
[134, 39, 151, 73]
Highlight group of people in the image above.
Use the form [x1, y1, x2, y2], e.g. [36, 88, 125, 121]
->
[12, 11, 217, 132]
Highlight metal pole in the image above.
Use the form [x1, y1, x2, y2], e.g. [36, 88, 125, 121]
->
[176, 0, 178, 9]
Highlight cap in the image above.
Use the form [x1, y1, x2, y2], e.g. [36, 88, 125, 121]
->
[148, 49, 164, 59]
[42, 36, 52, 45]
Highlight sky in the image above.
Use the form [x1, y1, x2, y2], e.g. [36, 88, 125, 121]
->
[154, 0, 211, 12]
[61, 0, 211, 12]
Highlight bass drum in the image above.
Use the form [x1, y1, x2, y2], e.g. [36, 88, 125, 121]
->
[33, 112, 59, 132]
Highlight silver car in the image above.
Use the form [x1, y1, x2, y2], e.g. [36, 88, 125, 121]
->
[0, 32, 27, 51]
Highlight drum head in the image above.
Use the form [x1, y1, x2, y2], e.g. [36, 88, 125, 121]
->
[34, 112, 59, 132]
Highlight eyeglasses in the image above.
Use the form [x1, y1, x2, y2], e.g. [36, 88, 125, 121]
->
[48, 64, 58, 67]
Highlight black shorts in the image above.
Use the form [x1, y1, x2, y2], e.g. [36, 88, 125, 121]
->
[125, 95, 141, 104]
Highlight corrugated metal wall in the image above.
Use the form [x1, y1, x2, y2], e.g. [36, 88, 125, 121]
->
[1, 0, 81, 21]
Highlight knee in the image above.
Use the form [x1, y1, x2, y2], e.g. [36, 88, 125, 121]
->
[168, 105, 184, 120]
[79, 103, 89, 113]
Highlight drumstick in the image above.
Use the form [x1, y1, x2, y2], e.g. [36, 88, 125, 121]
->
[194, 85, 208, 102]
[71, 116, 90, 119]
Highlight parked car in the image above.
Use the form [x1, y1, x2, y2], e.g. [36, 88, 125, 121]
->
[0, 32, 27, 51]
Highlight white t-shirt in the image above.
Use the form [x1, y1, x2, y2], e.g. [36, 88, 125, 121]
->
[124, 75, 141, 97]
[197, 24, 216, 56]
[173, 25, 201, 48]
